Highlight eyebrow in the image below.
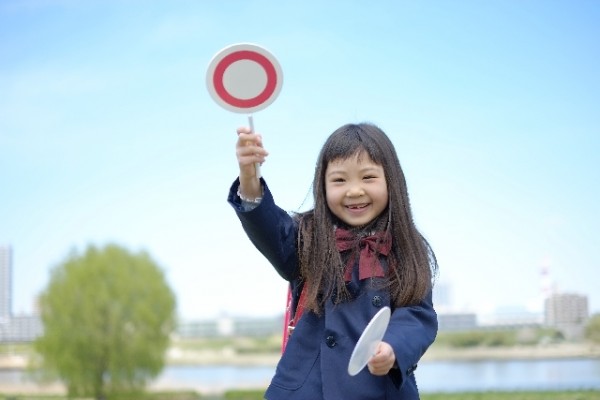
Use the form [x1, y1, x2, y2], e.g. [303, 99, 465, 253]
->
[360, 166, 382, 174]
[326, 170, 345, 178]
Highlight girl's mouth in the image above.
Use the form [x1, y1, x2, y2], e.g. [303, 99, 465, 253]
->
[346, 203, 368, 210]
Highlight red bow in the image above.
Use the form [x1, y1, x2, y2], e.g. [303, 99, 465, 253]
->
[335, 228, 392, 281]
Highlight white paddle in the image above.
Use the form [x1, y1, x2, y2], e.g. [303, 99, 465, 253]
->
[206, 43, 283, 178]
[348, 306, 391, 376]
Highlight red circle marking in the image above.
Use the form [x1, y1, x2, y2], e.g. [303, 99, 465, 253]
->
[213, 50, 278, 109]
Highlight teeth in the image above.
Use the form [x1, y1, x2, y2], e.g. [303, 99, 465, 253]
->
[348, 204, 366, 209]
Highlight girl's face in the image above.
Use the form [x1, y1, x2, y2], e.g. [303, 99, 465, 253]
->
[325, 152, 389, 227]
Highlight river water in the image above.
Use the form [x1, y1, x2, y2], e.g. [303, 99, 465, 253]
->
[151, 358, 600, 393]
[1, 358, 599, 394]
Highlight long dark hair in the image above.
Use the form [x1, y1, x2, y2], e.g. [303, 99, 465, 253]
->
[296, 123, 437, 314]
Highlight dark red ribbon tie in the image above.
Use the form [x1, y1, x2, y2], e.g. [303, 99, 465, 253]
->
[335, 229, 392, 281]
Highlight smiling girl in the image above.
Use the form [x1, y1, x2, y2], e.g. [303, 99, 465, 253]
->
[228, 122, 438, 400]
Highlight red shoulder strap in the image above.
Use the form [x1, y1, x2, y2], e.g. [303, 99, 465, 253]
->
[281, 283, 308, 352]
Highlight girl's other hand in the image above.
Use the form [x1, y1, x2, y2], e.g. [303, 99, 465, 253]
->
[367, 341, 396, 376]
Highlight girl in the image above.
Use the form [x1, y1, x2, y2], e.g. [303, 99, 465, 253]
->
[228, 123, 438, 399]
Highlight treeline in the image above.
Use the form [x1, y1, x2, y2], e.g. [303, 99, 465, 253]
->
[433, 327, 564, 348]
[434, 314, 600, 348]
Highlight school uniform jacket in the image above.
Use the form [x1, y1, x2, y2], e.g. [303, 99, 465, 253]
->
[228, 178, 438, 400]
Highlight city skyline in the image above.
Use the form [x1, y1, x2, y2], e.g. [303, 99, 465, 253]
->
[1, 1, 599, 320]
[2, 242, 595, 322]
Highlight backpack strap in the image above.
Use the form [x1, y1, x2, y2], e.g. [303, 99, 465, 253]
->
[281, 279, 307, 352]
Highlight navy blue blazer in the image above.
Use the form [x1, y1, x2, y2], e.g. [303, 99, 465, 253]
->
[228, 178, 438, 400]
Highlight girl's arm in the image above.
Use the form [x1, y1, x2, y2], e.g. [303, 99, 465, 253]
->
[229, 126, 298, 281]
[227, 178, 299, 282]
[381, 290, 438, 387]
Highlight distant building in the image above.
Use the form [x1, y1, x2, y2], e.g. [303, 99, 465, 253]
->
[176, 315, 283, 338]
[478, 307, 543, 329]
[177, 319, 220, 338]
[0, 245, 44, 343]
[544, 292, 589, 340]
[0, 245, 12, 322]
[233, 315, 283, 337]
[0, 315, 43, 342]
[437, 312, 478, 332]
[433, 281, 452, 312]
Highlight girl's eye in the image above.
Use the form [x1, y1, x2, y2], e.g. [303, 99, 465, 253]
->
[363, 175, 376, 180]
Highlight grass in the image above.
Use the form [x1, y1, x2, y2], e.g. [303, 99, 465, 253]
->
[2, 390, 599, 400]
[0, 392, 201, 400]
[422, 391, 600, 400]
[221, 390, 600, 400]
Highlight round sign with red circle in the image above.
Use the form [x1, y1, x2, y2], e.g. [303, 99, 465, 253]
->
[206, 43, 283, 114]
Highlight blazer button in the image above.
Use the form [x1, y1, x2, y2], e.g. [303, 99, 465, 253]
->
[372, 295, 383, 307]
[325, 335, 337, 348]
[407, 364, 418, 375]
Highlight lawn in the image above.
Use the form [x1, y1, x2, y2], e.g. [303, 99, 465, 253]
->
[1, 390, 599, 399]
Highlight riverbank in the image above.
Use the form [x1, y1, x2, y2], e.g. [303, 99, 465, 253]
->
[164, 341, 600, 366]
[422, 342, 600, 362]
[1, 341, 598, 370]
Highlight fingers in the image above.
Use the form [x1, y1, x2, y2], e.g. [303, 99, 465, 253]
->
[236, 134, 268, 164]
[367, 342, 395, 376]
[236, 125, 265, 147]
[236, 126, 263, 145]
[235, 126, 268, 180]
[236, 126, 254, 136]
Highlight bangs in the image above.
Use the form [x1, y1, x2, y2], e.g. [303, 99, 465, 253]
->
[320, 124, 386, 166]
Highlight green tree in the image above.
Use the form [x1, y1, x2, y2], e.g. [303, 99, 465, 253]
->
[33, 244, 177, 400]
[585, 313, 600, 344]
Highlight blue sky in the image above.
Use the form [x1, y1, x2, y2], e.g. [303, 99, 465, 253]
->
[1, 0, 598, 321]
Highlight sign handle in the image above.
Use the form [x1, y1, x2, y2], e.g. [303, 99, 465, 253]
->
[248, 115, 261, 179]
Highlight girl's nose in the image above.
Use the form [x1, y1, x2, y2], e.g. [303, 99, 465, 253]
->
[346, 185, 365, 197]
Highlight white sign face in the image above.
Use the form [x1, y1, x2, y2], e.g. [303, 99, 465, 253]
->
[206, 43, 283, 114]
